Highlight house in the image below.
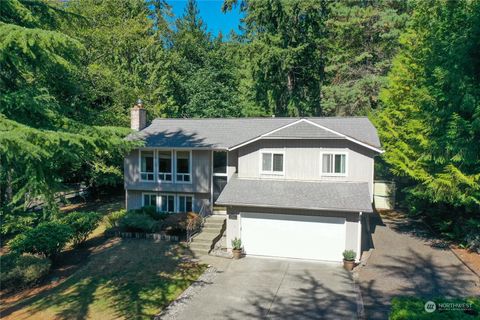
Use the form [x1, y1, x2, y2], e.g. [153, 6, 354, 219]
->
[125, 101, 382, 262]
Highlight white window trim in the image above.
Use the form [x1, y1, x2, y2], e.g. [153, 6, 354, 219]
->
[141, 192, 157, 208]
[139, 149, 155, 182]
[157, 149, 174, 183]
[176, 194, 194, 212]
[175, 150, 193, 184]
[158, 193, 176, 213]
[213, 150, 228, 177]
[320, 151, 348, 177]
[259, 150, 285, 175]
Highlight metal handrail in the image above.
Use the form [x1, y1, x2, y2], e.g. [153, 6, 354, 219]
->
[186, 203, 209, 244]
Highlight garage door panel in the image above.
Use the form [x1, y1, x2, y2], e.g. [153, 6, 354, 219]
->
[241, 213, 346, 262]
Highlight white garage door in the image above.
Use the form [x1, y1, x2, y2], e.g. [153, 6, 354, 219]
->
[240, 212, 346, 262]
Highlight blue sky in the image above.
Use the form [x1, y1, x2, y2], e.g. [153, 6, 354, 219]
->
[167, 0, 243, 38]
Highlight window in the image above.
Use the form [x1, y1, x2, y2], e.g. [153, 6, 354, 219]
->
[143, 193, 156, 208]
[178, 195, 193, 212]
[261, 152, 284, 174]
[158, 150, 172, 182]
[160, 194, 175, 212]
[322, 153, 347, 175]
[140, 151, 154, 181]
[213, 151, 227, 175]
[176, 151, 191, 182]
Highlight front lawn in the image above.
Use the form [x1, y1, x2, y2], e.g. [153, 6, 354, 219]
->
[0, 198, 206, 320]
[1, 240, 205, 319]
[390, 297, 480, 320]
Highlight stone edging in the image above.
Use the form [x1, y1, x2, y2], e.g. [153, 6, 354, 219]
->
[104, 230, 179, 242]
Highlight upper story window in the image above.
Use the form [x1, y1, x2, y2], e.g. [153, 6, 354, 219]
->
[159, 194, 175, 212]
[176, 151, 191, 183]
[158, 150, 173, 182]
[140, 151, 154, 181]
[261, 151, 284, 174]
[143, 193, 156, 207]
[213, 151, 227, 176]
[321, 152, 347, 176]
[178, 195, 193, 212]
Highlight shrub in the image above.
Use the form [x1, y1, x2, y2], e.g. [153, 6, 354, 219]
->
[390, 297, 480, 320]
[119, 213, 158, 233]
[105, 209, 127, 228]
[61, 211, 101, 246]
[231, 238, 242, 250]
[342, 250, 356, 261]
[132, 207, 170, 221]
[1, 253, 51, 290]
[9, 221, 74, 258]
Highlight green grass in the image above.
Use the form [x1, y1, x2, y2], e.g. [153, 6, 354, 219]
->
[1, 199, 206, 319]
[1, 237, 205, 320]
[390, 297, 480, 320]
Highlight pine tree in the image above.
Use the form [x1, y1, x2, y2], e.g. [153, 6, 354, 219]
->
[374, 0, 480, 216]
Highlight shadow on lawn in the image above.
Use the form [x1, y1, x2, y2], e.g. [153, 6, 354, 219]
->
[221, 269, 357, 320]
[1, 240, 203, 320]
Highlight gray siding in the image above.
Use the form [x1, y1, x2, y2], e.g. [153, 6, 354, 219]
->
[226, 206, 360, 253]
[124, 148, 211, 193]
[126, 189, 210, 212]
[237, 139, 376, 200]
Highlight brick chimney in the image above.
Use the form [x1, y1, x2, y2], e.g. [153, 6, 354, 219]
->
[131, 99, 147, 131]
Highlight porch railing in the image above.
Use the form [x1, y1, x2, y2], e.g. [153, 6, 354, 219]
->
[186, 202, 209, 244]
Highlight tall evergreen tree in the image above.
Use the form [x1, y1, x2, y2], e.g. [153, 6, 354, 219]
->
[322, 0, 409, 115]
[0, 0, 136, 231]
[374, 0, 480, 216]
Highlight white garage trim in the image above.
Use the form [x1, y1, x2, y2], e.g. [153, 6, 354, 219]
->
[240, 212, 346, 262]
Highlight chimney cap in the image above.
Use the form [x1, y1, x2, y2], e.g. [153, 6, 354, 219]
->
[135, 98, 144, 108]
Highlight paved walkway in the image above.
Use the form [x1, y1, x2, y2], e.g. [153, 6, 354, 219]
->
[357, 214, 480, 319]
[160, 256, 358, 319]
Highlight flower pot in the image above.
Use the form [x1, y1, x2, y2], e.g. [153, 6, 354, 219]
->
[343, 259, 355, 271]
[232, 248, 242, 259]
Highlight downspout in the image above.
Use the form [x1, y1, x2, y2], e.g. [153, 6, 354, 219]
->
[357, 212, 363, 263]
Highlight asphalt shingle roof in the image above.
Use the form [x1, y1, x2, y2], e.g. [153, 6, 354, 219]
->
[127, 117, 381, 150]
[216, 176, 373, 213]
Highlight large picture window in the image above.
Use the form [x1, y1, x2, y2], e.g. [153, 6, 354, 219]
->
[178, 195, 193, 212]
[176, 151, 191, 182]
[322, 153, 347, 175]
[158, 150, 173, 181]
[261, 152, 284, 174]
[140, 151, 154, 181]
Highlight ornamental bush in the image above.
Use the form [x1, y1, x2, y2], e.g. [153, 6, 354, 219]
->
[119, 213, 158, 233]
[0, 253, 51, 290]
[9, 221, 73, 258]
[104, 209, 127, 228]
[61, 211, 101, 246]
[342, 250, 356, 261]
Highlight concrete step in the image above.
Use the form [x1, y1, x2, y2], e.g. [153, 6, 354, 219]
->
[204, 220, 225, 226]
[190, 242, 212, 251]
[193, 233, 219, 242]
[190, 248, 210, 256]
[201, 226, 223, 233]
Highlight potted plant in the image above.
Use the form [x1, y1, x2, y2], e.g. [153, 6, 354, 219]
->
[231, 238, 243, 259]
[342, 250, 356, 271]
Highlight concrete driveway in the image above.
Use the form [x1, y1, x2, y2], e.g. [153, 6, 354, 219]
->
[160, 257, 358, 320]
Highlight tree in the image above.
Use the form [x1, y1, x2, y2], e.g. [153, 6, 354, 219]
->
[226, 0, 329, 116]
[0, 0, 137, 233]
[156, 0, 241, 118]
[374, 0, 480, 216]
[322, 0, 409, 115]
